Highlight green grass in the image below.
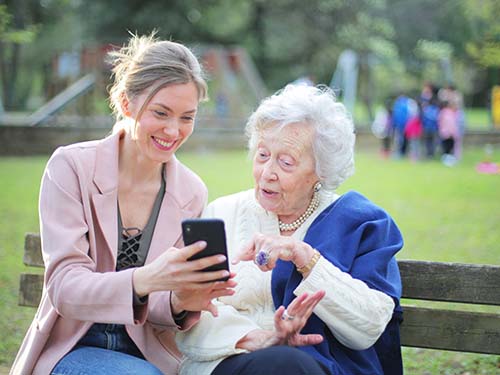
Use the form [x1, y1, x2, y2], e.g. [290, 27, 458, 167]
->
[0, 156, 49, 373]
[1, 147, 499, 373]
[465, 108, 493, 130]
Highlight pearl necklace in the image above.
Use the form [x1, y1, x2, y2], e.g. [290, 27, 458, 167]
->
[278, 190, 320, 232]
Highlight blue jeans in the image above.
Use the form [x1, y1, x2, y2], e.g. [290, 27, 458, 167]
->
[51, 323, 163, 375]
[212, 346, 331, 375]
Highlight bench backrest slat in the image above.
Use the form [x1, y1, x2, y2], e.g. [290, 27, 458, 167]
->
[401, 306, 500, 354]
[18, 273, 43, 307]
[23, 232, 43, 268]
[399, 260, 500, 305]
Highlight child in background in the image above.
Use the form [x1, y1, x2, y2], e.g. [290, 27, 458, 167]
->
[371, 99, 393, 158]
[438, 101, 460, 166]
[421, 97, 440, 159]
[405, 110, 423, 161]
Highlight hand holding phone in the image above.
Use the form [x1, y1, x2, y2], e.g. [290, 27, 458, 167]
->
[182, 218, 230, 281]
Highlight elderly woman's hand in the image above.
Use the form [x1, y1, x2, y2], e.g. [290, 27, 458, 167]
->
[233, 233, 316, 272]
[274, 290, 325, 346]
[236, 290, 325, 351]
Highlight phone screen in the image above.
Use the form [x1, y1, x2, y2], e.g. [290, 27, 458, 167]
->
[182, 218, 230, 281]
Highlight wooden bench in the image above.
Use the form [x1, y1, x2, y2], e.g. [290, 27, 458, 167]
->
[19, 232, 500, 355]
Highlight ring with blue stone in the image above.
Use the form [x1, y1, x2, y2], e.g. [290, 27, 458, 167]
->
[254, 249, 270, 266]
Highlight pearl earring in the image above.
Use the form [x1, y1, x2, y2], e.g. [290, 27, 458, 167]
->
[314, 181, 322, 192]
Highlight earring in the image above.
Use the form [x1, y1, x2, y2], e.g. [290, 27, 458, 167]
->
[314, 181, 322, 192]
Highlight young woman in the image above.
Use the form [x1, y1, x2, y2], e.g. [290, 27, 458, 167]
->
[11, 34, 235, 375]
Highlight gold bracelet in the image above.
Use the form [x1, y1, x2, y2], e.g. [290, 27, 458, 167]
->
[296, 249, 321, 275]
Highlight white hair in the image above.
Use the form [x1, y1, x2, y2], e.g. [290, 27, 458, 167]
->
[245, 84, 355, 191]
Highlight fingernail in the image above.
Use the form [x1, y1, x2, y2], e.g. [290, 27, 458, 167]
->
[218, 255, 226, 262]
[222, 271, 230, 277]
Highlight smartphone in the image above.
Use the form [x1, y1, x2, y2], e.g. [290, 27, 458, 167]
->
[182, 218, 230, 281]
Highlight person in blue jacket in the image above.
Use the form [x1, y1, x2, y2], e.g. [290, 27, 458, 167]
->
[421, 96, 440, 158]
[392, 94, 417, 158]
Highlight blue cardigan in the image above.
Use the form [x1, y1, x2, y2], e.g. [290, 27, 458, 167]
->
[271, 191, 404, 375]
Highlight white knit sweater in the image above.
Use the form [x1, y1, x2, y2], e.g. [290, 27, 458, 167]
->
[175, 189, 395, 375]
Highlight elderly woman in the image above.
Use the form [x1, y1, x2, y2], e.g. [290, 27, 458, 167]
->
[176, 85, 404, 375]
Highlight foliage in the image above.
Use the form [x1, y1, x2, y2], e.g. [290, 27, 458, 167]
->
[414, 39, 453, 61]
[2, 0, 500, 112]
[0, 27, 38, 44]
[0, 4, 39, 109]
[63, 0, 500, 108]
[462, 0, 500, 67]
[0, 6, 38, 44]
[386, 0, 472, 62]
[77, 0, 400, 89]
[0, 0, 80, 110]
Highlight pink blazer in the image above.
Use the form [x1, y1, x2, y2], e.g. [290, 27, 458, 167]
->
[10, 131, 208, 375]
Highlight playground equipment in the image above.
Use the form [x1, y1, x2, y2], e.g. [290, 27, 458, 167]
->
[198, 46, 267, 126]
[29, 74, 96, 126]
[329, 49, 359, 115]
[492, 86, 500, 129]
[0, 45, 267, 129]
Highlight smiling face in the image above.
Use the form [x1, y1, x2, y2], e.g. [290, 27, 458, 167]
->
[124, 82, 199, 164]
[253, 122, 319, 223]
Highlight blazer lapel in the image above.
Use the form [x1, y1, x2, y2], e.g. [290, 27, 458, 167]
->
[92, 192, 118, 262]
[91, 132, 121, 262]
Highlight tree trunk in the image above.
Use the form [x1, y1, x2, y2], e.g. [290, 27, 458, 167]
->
[2, 0, 26, 110]
[3, 42, 20, 109]
[359, 53, 374, 123]
[252, 2, 267, 78]
[0, 42, 6, 111]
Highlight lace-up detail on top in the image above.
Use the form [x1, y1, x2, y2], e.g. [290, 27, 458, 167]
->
[116, 164, 166, 271]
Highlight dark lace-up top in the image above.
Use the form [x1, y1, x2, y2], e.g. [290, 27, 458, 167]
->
[116, 164, 166, 272]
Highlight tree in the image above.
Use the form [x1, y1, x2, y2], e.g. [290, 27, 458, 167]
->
[5, 0, 499, 113]
[462, 0, 500, 69]
[78, 0, 397, 92]
[384, 0, 493, 105]
[0, 0, 82, 111]
[0, 2, 37, 110]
